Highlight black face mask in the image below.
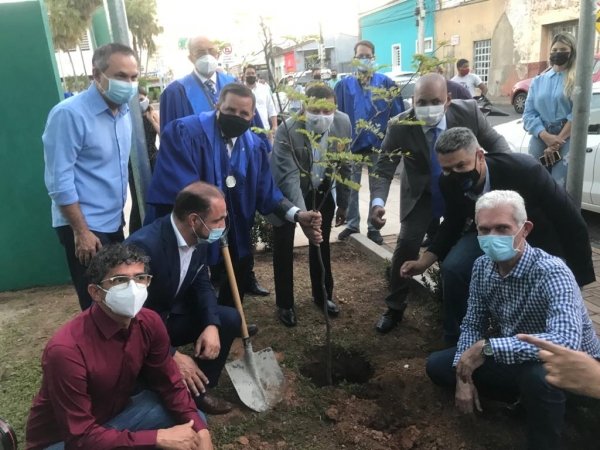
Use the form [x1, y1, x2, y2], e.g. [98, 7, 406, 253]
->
[549, 51, 570, 66]
[313, 74, 322, 80]
[443, 158, 481, 192]
[245, 76, 257, 85]
[331, 74, 337, 79]
[217, 112, 251, 138]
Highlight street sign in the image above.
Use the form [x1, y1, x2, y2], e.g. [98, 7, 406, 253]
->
[223, 45, 232, 55]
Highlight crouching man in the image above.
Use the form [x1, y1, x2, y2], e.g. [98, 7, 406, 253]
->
[25, 244, 213, 450]
[425, 190, 600, 450]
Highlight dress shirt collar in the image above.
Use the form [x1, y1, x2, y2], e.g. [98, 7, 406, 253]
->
[90, 302, 130, 340]
[88, 82, 130, 117]
[194, 69, 217, 86]
[171, 213, 192, 249]
[422, 114, 448, 134]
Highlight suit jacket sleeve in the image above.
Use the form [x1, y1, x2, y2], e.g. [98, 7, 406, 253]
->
[271, 121, 307, 212]
[370, 119, 403, 204]
[191, 259, 221, 329]
[471, 101, 510, 154]
[521, 160, 595, 285]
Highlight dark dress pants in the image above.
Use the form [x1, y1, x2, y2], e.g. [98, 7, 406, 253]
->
[384, 193, 432, 312]
[272, 189, 335, 309]
[439, 231, 483, 344]
[56, 225, 124, 310]
[166, 305, 241, 387]
[427, 347, 566, 450]
[211, 254, 252, 308]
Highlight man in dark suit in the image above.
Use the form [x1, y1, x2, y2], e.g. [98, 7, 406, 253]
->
[400, 127, 595, 344]
[126, 181, 240, 415]
[369, 73, 510, 334]
[269, 83, 352, 326]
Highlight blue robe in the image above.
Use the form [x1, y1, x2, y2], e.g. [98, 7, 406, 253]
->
[146, 111, 288, 265]
[334, 72, 404, 153]
[160, 71, 236, 129]
[159, 72, 269, 146]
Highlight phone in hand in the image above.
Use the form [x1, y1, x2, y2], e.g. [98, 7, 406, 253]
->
[539, 151, 561, 167]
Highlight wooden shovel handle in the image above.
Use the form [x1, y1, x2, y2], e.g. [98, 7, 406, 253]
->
[220, 243, 250, 339]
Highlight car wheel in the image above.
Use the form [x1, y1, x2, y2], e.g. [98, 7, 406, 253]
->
[513, 92, 527, 114]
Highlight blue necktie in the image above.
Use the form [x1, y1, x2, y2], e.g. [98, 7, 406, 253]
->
[205, 79, 217, 102]
[429, 127, 445, 218]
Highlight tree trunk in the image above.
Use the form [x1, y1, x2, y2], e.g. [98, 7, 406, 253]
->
[66, 50, 77, 78]
[78, 46, 88, 78]
[145, 47, 150, 76]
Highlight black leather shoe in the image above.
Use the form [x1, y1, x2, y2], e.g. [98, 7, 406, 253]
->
[314, 299, 340, 317]
[367, 230, 384, 245]
[245, 273, 270, 296]
[195, 392, 233, 415]
[247, 323, 259, 337]
[277, 307, 297, 327]
[338, 227, 358, 241]
[375, 308, 404, 334]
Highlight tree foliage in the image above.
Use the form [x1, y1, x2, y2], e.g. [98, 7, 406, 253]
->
[125, 0, 163, 68]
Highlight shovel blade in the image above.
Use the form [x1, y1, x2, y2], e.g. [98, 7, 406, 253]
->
[226, 346, 284, 412]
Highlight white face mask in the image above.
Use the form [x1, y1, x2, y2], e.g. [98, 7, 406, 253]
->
[195, 54, 218, 78]
[306, 111, 334, 134]
[414, 104, 445, 127]
[103, 280, 148, 318]
[139, 97, 150, 112]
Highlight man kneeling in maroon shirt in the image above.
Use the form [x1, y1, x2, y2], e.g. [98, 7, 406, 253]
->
[25, 244, 213, 450]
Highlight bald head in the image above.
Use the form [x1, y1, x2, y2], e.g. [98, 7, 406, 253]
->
[173, 181, 224, 221]
[413, 73, 449, 108]
[187, 36, 219, 63]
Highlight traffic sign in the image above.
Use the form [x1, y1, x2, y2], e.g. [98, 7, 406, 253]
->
[223, 45, 232, 55]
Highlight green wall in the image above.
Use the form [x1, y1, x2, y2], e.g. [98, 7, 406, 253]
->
[0, 0, 69, 290]
[91, 6, 113, 47]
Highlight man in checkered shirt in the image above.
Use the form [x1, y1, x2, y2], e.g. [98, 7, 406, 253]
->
[426, 190, 600, 450]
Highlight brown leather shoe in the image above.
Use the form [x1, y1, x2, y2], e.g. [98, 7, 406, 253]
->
[195, 393, 233, 415]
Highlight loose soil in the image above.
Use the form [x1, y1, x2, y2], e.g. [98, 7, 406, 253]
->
[0, 243, 598, 449]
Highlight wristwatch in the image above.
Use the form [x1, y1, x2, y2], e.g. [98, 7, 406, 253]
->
[293, 211, 300, 223]
[482, 339, 493, 357]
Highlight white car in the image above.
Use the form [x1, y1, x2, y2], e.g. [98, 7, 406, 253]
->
[492, 84, 600, 212]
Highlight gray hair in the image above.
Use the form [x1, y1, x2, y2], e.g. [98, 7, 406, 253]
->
[86, 243, 150, 285]
[92, 43, 136, 72]
[475, 190, 527, 226]
[435, 127, 479, 155]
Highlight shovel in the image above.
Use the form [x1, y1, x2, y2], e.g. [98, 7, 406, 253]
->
[221, 238, 284, 412]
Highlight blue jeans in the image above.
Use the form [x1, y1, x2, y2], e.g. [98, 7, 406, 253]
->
[440, 231, 483, 344]
[346, 152, 378, 233]
[528, 122, 570, 188]
[426, 347, 566, 450]
[44, 390, 207, 449]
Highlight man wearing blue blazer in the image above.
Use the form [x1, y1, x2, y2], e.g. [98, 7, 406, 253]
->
[126, 181, 239, 416]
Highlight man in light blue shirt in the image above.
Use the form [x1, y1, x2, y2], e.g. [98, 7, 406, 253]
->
[43, 43, 139, 310]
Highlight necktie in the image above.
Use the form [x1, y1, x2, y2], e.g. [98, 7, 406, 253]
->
[429, 127, 445, 218]
[205, 79, 216, 100]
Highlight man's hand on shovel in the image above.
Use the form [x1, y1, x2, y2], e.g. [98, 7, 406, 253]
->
[173, 350, 210, 397]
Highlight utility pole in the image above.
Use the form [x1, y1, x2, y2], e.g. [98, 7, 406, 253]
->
[106, 0, 152, 225]
[416, 0, 425, 54]
[567, 0, 595, 207]
[319, 21, 325, 69]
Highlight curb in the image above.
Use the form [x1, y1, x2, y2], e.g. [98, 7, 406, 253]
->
[348, 233, 436, 290]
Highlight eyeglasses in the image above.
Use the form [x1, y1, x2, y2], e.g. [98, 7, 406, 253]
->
[98, 274, 153, 291]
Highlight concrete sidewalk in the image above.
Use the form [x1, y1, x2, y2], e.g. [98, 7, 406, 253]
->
[326, 168, 600, 334]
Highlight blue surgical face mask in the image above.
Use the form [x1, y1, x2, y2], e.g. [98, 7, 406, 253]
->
[99, 72, 138, 105]
[192, 215, 226, 244]
[477, 225, 523, 262]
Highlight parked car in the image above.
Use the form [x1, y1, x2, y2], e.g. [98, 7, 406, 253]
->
[494, 82, 600, 212]
[510, 55, 600, 114]
[383, 71, 419, 98]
